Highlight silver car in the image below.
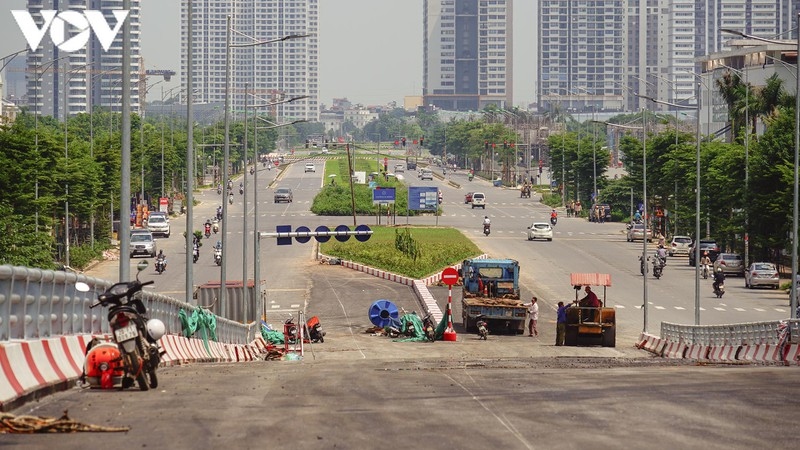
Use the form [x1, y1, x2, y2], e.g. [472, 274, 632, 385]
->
[527, 222, 553, 241]
[713, 253, 745, 276]
[744, 262, 779, 289]
[129, 230, 157, 258]
[626, 223, 652, 242]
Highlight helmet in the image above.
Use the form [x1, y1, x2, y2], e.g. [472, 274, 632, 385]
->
[146, 319, 166, 341]
[484, 216, 488, 219]
[659, 244, 664, 249]
[716, 267, 722, 273]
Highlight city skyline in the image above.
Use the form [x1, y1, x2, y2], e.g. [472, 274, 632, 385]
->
[0, 0, 539, 110]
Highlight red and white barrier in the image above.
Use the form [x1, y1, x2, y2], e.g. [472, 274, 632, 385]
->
[783, 344, 800, 365]
[707, 345, 739, 362]
[685, 344, 709, 360]
[662, 341, 687, 359]
[737, 344, 783, 363]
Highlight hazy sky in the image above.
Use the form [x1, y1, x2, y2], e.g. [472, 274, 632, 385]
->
[1, 1, 537, 107]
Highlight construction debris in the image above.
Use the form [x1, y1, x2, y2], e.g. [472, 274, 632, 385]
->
[0, 410, 129, 433]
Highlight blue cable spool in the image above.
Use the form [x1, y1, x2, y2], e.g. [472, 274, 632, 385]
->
[368, 299, 400, 328]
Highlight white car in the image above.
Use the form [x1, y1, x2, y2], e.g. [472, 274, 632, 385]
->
[146, 214, 170, 238]
[304, 163, 315, 173]
[471, 192, 486, 209]
[527, 222, 553, 241]
[668, 235, 693, 256]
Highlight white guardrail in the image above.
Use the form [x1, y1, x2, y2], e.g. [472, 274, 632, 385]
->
[0, 265, 253, 344]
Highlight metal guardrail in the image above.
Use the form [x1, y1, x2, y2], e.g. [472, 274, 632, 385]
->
[0, 265, 253, 344]
[661, 320, 800, 346]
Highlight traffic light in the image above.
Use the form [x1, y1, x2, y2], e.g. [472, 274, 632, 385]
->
[401, 137, 406, 147]
[503, 140, 508, 149]
[420, 136, 424, 147]
[484, 141, 489, 151]
[539, 159, 543, 175]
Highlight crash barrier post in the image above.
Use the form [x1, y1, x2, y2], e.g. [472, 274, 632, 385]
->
[658, 320, 800, 364]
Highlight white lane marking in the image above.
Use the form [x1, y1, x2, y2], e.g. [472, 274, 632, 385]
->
[655, 306, 665, 310]
[734, 307, 746, 312]
[674, 306, 686, 310]
[714, 307, 726, 311]
[753, 308, 765, 312]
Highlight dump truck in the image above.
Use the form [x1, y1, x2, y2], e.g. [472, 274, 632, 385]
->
[564, 273, 616, 347]
[460, 258, 527, 335]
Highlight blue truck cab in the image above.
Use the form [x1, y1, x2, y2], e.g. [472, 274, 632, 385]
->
[460, 258, 526, 334]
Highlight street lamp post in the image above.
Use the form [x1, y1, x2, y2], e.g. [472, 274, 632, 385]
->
[592, 115, 648, 330]
[637, 93, 703, 325]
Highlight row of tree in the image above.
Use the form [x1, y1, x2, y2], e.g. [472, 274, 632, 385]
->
[0, 109, 318, 269]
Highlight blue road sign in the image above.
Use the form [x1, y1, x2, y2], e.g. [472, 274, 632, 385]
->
[408, 186, 438, 211]
[372, 187, 396, 205]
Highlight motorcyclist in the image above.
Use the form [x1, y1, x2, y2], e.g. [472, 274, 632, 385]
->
[216, 206, 223, 221]
[713, 267, 725, 292]
[550, 209, 558, 220]
[483, 216, 491, 227]
[633, 210, 642, 223]
[156, 250, 167, 271]
[204, 218, 212, 235]
[699, 252, 712, 277]
[656, 244, 668, 265]
[227, 179, 233, 191]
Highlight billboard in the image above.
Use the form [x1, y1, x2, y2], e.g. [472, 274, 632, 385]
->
[408, 186, 438, 211]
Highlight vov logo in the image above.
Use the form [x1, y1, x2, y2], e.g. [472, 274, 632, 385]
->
[12, 9, 130, 53]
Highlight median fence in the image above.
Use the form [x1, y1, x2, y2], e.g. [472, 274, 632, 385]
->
[0, 265, 267, 411]
[636, 320, 800, 365]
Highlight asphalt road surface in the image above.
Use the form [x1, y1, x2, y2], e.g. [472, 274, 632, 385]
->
[18, 156, 796, 448]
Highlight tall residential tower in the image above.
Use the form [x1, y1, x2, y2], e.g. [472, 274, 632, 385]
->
[24, 0, 141, 119]
[423, 0, 513, 111]
[181, 0, 319, 123]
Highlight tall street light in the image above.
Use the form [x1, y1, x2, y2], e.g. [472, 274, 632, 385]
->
[638, 93, 702, 325]
[720, 24, 798, 319]
[592, 115, 648, 330]
[220, 14, 309, 316]
[717, 63, 750, 266]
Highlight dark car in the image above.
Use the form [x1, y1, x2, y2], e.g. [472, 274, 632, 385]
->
[688, 239, 721, 266]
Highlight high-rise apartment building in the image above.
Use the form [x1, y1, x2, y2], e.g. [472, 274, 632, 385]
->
[538, 1, 626, 114]
[538, 0, 797, 113]
[423, 0, 513, 112]
[181, 0, 319, 123]
[24, 0, 141, 119]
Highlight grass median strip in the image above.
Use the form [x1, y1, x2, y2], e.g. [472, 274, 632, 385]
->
[320, 226, 480, 279]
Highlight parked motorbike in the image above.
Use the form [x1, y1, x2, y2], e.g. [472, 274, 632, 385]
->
[421, 313, 436, 342]
[77, 261, 165, 390]
[155, 255, 166, 275]
[476, 314, 489, 340]
[306, 316, 325, 343]
[483, 224, 490, 236]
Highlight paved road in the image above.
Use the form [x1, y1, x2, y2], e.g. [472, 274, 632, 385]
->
[29, 157, 793, 448]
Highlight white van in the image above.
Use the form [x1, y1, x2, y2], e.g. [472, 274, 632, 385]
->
[420, 169, 433, 181]
[471, 192, 486, 209]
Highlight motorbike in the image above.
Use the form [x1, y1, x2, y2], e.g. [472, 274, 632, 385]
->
[155, 255, 166, 275]
[550, 215, 557, 226]
[228, 193, 234, 204]
[239, 186, 244, 195]
[212, 219, 219, 234]
[76, 261, 165, 391]
[652, 256, 664, 279]
[216, 186, 222, 195]
[192, 244, 200, 264]
[216, 208, 223, 221]
[306, 316, 325, 343]
[639, 255, 647, 275]
[713, 281, 725, 298]
[468, 174, 474, 182]
[204, 223, 211, 238]
[476, 314, 489, 340]
[213, 245, 222, 266]
[421, 313, 436, 342]
[702, 263, 710, 279]
[483, 223, 491, 236]
[249, 167, 254, 175]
